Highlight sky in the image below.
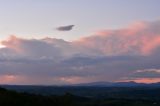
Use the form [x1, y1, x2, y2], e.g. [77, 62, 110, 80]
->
[0, 0, 160, 85]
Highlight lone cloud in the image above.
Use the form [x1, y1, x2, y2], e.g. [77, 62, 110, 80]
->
[56, 25, 75, 31]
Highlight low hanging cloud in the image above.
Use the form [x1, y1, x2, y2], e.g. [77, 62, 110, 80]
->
[56, 25, 75, 31]
[0, 20, 160, 85]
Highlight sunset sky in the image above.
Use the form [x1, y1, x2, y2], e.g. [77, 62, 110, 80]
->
[0, 0, 160, 85]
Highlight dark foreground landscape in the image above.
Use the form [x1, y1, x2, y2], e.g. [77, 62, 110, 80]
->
[1, 83, 160, 106]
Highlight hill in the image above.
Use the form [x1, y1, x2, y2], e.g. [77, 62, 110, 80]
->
[0, 86, 160, 106]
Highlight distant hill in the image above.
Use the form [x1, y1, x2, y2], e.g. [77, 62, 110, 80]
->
[72, 81, 160, 87]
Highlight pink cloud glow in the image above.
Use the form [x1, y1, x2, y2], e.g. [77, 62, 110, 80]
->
[122, 78, 160, 84]
[75, 20, 160, 56]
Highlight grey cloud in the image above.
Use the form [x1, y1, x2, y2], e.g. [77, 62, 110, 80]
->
[1, 53, 160, 84]
[129, 69, 160, 78]
[56, 25, 75, 31]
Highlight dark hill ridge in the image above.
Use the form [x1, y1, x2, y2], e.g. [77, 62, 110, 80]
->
[0, 87, 160, 106]
[1, 82, 160, 98]
[0, 87, 88, 106]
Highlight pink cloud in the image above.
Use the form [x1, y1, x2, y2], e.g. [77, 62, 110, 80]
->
[120, 78, 160, 84]
[74, 20, 160, 56]
[0, 74, 21, 84]
[1, 35, 23, 53]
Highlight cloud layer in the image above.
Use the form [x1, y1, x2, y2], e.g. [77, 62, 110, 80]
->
[0, 20, 160, 85]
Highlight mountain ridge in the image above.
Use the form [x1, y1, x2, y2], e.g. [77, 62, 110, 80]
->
[71, 81, 160, 87]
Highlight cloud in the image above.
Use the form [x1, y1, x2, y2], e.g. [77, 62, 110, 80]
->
[136, 69, 160, 73]
[0, 35, 74, 60]
[0, 20, 160, 84]
[74, 20, 160, 56]
[119, 78, 160, 84]
[56, 25, 75, 31]
[128, 69, 160, 79]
